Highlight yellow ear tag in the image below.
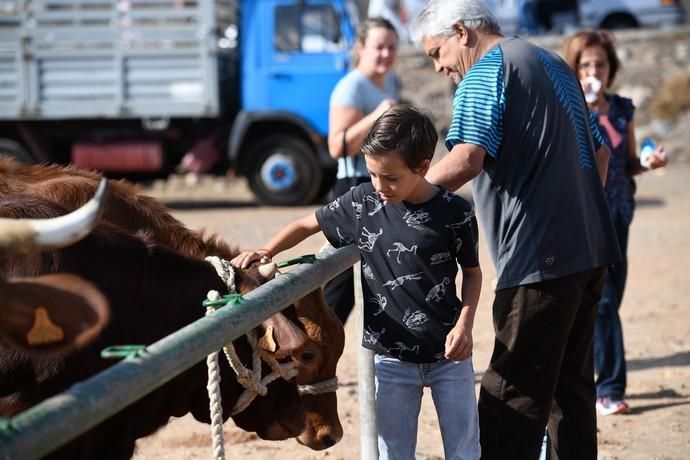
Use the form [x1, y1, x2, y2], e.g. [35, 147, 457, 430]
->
[258, 325, 278, 352]
[27, 307, 65, 346]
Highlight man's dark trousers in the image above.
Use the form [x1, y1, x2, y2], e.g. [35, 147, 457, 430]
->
[478, 266, 608, 460]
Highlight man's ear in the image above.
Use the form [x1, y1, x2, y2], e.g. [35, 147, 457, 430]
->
[452, 22, 471, 46]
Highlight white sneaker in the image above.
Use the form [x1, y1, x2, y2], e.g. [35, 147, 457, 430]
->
[596, 397, 630, 416]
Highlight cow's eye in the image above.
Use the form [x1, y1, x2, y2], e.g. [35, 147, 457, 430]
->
[300, 351, 315, 363]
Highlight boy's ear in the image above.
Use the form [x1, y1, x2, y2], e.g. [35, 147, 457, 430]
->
[416, 159, 431, 175]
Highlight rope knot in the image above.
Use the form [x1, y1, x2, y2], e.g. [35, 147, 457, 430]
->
[236, 374, 268, 396]
[205, 256, 237, 294]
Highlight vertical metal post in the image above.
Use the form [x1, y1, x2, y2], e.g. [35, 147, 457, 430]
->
[355, 261, 378, 459]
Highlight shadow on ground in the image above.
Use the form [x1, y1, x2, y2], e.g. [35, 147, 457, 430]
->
[635, 196, 666, 208]
[627, 350, 690, 371]
[627, 399, 690, 415]
[162, 200, 257, 210]
[627, 388, 686, 400]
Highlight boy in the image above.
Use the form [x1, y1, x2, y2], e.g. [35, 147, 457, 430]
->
[232, 104, 482, 460]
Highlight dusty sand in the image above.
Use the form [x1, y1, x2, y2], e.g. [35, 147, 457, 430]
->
[134, 161, 690, 460]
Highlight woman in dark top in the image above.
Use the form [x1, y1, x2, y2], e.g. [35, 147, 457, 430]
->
[564, 29, 668, 416]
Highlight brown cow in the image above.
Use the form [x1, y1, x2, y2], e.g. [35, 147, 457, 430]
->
[0, 195, 307, 459]
[0, 156, 306, 358]
[0, 156, 230, 259]
[0, 155, 346, 450]
[0, 180, 110, 354]
[292, 288, 346, 449]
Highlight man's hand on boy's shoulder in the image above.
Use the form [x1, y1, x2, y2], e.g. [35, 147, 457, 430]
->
[444, 321, 473, 361]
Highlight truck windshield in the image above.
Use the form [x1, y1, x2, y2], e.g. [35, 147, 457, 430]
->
[275, 3, 348, 53]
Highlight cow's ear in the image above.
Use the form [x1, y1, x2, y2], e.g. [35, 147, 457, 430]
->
[258, 311, 306, 358]
[0, 274, 109, 355]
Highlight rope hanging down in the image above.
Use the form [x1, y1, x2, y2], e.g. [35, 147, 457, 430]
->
[203, 256, 299, 460]
[204, 302, 226, 460]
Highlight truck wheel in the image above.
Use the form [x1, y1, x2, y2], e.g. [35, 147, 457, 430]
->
[601, 14, 638, 30]
[0, 138, 33, 164]
[247, 136, 322, 206]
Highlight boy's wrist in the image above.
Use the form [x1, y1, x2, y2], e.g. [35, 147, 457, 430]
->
[256, 248, 273, 259]
[458, 307, 476, 327]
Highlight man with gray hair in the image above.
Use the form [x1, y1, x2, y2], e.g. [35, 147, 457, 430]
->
[410, 1, 619, 459]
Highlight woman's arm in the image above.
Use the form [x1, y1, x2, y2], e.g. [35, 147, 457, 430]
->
[231, 213, 321, 268]
[626, 120, 668, 175]
[328, 99, 397, 159]
[626, 119, 645, 176]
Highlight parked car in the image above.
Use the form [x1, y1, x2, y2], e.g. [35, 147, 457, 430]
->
[487, 0, 685, 34]
[486, 0, 520, 34]
[579, 0, 686, 29]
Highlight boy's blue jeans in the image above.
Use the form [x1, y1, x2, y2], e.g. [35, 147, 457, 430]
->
[374, 354, 480, 460]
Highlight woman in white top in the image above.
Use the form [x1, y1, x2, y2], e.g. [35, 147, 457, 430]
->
[326, 16, 401, 324]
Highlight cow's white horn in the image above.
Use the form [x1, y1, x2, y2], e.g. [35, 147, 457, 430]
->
[0, 179, 109, 253]
[258, 262, 278, 279]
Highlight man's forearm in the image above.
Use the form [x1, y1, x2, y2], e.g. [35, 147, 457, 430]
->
[427, 145, 483, 191]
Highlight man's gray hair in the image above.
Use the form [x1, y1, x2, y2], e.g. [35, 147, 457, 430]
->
[409, 0, 501, 45]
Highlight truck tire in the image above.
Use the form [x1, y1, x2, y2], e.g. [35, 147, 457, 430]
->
[0, 138, 33, 164]
[601, 14, 638, 30]
[247, 135, 322, 206]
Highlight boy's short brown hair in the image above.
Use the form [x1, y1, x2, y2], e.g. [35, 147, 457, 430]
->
[361, 104, 438, 170]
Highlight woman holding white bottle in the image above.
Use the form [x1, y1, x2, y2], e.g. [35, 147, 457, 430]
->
[564, 29, 668, 417]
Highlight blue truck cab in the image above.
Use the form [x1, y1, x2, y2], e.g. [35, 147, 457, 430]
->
[0, 0, 360, 205]
[232, 0, 358, 204]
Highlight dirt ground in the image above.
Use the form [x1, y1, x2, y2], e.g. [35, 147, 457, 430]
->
[132, 27, 690, 460]
[132, 160, 690, 460]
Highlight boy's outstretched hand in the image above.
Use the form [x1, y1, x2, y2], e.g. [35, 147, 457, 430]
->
[444, 321, 473, 361]
[230, 250, 271, 269]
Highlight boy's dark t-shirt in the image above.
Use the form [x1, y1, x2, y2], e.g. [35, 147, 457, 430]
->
[315, 182, 479, 363]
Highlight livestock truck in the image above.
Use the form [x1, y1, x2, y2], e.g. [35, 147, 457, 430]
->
[0, 0, 361, 205]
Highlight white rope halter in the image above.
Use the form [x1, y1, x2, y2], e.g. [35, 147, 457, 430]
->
[297, 377, 339, 395]
[203, 256, 298, 460]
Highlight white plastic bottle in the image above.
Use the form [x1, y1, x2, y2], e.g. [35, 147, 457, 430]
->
[640, 138, 657, 168]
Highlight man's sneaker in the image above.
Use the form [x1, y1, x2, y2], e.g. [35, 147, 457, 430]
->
[596, 397, 630, 416]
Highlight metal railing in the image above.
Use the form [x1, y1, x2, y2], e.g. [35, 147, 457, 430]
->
[0, 244, 358, 460]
